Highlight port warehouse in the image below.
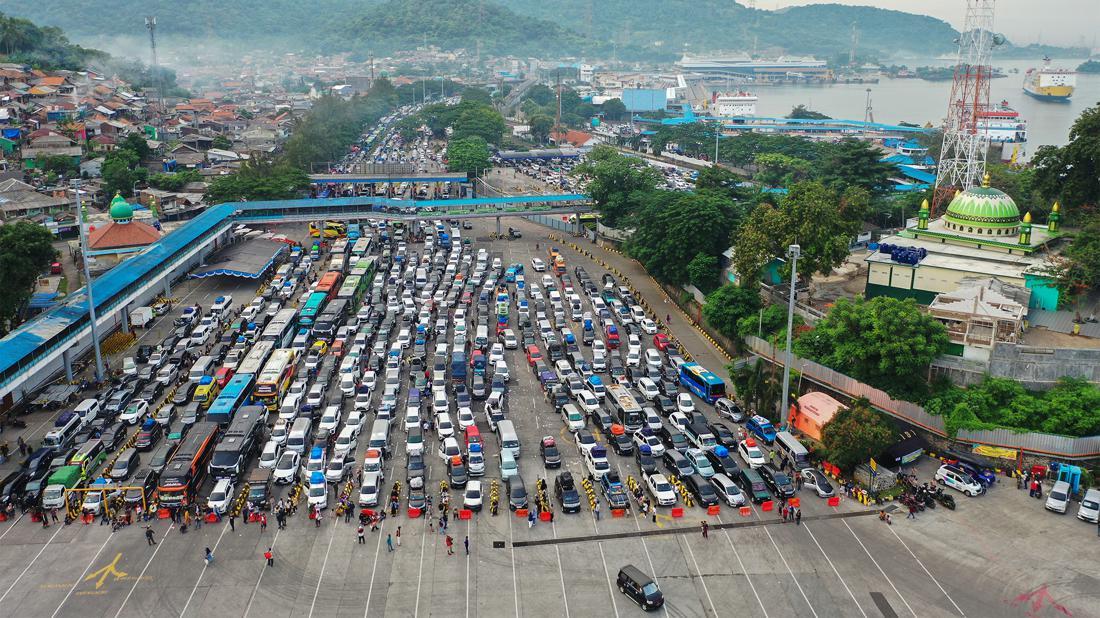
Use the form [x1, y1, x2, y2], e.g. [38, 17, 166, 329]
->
[0, 192, 589, 408]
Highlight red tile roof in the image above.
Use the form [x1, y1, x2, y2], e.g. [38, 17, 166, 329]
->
[88, 220, 160, 250]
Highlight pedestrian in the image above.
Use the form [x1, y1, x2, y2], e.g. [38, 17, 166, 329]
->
[795, 508, 802, 526]
[907, 504, 916, 520]
[229, 515, 235, 532]
[594, 502, 600, 521]
[429, 517, 434, 532]
[396, 526, 402, 546]
[315, 510, 323, 528]
[666, 314, 671, 323]
[50, 508, 59, 523]
[204, 547, 213, 566]
[464, 535, 469, 555]
[528, 509, 535, 528]
[701, 521, 709, 539]
[445, 535, 454, 555]
[265, 548, 274, 567]
[358, 525, 366, 544]
[387, 534, 394, 552]
[344, 503, 352, 524]
[260, 513, 268, 532]
[145, 527, 157, 545]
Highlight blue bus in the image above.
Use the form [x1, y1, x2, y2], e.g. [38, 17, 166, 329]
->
[347, 223, 361, 241]
[299, 292, 328, 327]
[678, 362, 726, 404]
[207, 374, 255, 425]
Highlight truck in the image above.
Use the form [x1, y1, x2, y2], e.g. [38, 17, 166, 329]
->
[600, 469, 630, 510]
[131, 306, 155, 328]
[41, 465, 82, 510]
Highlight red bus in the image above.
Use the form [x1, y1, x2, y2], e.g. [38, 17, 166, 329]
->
[315, 271, 344, 300]
[157, 422, 218, 508]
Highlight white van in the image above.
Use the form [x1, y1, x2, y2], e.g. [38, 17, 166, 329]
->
[496, 420, 521, 459]
[774, 431, 812, 470]
[189, 356, 214, 382]
[286, 417, 312, 454]
[368, 419, 392, 457]
[1077, 488, 1100, 523]
[1045, 480, 1072, 514]
[74, 398, 101, 424]
[475, 325, 489, 350]
[279, 393, 302, 421]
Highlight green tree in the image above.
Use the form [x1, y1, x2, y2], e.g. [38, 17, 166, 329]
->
[796, 296, 948, 398]
[787, 104, 831, 119]
[524, 84, 556, 107]
[211, 135, 233, 150]
[529, 114, 554, 144]
[572, 145, 662, 227]
[101, 148, 148, 198]
[120, 133, 151, 161]
[40, 154, 78, 176]
[737, 303, 802, 343]
[460, 86, 493, 106]
[821, 400, 896, 472]
[1032, 103, 1100, 213]
[203, 158, 308, 203]
[0, 221, 57, 330]
[730, 358, 784, 421]
[732, 181, 868, 284]
[148, 169, 201, 191]
[452, 105, 506, 146]
[446, 136, 491, 176]
[601, 98, 627, 121]
[753, 153, 812, 187]
[817, 139, 894, 197]
[626, 190, 736, 284]
[687, 253, 722, 293]
[703, 285, 761, 341]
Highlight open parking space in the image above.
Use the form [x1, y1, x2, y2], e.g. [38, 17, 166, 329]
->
[1, 211, 1098, 618]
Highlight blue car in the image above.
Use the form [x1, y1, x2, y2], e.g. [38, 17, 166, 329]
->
[745, 415, 777, 445]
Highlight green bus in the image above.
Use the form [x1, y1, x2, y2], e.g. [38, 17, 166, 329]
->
[336, 275, 370, 308]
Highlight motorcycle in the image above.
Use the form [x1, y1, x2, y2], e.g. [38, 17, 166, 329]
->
[934, 488, 956, 510]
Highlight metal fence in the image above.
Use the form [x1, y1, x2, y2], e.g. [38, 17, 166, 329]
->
[744, 335, 1100, 460]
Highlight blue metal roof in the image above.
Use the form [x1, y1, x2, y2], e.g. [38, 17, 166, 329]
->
[897, 165, 937, 184]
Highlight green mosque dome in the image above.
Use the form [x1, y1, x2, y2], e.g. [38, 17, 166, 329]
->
[942, 174, 1021, 237]
[109, 193, 134, 222]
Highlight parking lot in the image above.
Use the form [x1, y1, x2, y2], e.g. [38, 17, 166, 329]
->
[0, 214, 1097, 618]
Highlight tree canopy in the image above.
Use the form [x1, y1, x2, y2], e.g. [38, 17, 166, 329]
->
[446, 137, 491, 176]
[925, 376, 1100, 438]
[787, 105, 831, 120]
[204, 159, 309, 203]
[1031, 102, 1100, 214]
[0, 221, 57, 331]
[702, 285, 762, 341]
[572, 146, 662, 227]
[821, 400, 896, 471]
[625, 190, 737, 284]
[795, 296, 948, 398]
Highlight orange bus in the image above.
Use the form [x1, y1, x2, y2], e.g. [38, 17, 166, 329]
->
[157, 422, 218, 508]
[315, 271, 344, 300]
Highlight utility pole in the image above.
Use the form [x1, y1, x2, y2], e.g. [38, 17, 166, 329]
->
[555, 69, 562, 142]
[849, 23, 859, 65]
[75, 181, 105, 383]
[369, 50, 375, 84]
[863, 88, 874, 123]
[780, 244, 800, 427]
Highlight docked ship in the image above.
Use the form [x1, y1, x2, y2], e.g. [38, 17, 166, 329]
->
[977, 100, 1028, 162]
[708, 90, 758, 117]
[1022, 57, 1076, 101]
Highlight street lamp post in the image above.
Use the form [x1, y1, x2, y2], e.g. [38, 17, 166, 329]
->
[780, 244, 800, 428]
[714, 122, 720, 164]
[75, 181, 106, 383]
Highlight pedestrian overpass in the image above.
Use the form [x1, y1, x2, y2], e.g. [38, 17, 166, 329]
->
[0, 192, 590, 408]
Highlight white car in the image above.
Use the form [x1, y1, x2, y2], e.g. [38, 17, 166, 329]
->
[270, 419, 289, 445]
[345, 410, 366, 436]
[502, 329, 518, 349]
[633, 431, 666, 457]
[273, 451, 301, 484]
[404, 407, 421, 432]
[307, 472, 328, 510]
[438, 436, 461, 461]
[575, 390, 600, 414]
[325, 453, 353, 483]
[627, 334, 641, 354]
[640, 318, 658, 334]
[432, 389, 449, 415]
[457, 407, 476, 430]
[494, 360, 510, 382]
[207, 478, 235, 514]
[361, 370, 377, 391]
[488, 343, 505, 365]
[637, 378, 660, 402]
[644, 408, 662, 432]
[305, 384, 326, 410]
[561, 404, 585, 432]
[625, 349, 641, 368]
[574, 430, 598, 455]
[258, 439, 282, 469]
[584, 447, 611, 479]
[121, 399, 150, 425]
[362, 448, 384, 479]
[358, 471, 382, 507]
[532, 257, 546, 272]
[646, 473, 677, 506]
[710, 473, 746, 506]
[436, 412, 455, 438]
[318, 406, 341, 433]
[676, 393, 695, 414]
[464, 480, 484, 511]
[644, 349, 662, 371]
[334, 426, 358, 458]
[738, 439, 767, 469]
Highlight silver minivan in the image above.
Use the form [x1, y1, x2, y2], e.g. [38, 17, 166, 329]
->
[368, 419, 392, 457]
[1077, 488, 1100, 523]
[1045, 480, 1071, 514]
[496, 419, 521, 459]
[286, 417, 312, 454]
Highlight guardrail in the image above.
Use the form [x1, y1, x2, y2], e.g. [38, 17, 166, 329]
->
[744, 335, 1100, 460]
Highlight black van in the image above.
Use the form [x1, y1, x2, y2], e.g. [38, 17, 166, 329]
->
[124, 469, 158, 507]
[247, 469, 273, 509]
[617, 564, 664, 611]
[683, 474, 720, 507]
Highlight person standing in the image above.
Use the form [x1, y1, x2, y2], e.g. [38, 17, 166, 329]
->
[907, 504, 917, 520]
[260, 513, 268, 532]
[358, 525, 366, 544]
[701, 521, 709, 539]
[265, 548, 274, 567]
[145, 527, 157, 546]
[464, 535, 469, 555]
[386, 534, 394, 552]
[795, 508, 802, 526]
[396, 526, 402, 547]
[315, 510, 323, 528]
[445, 535, 454, 555]
[229, 515, 236, 532]
[594, 502, 600, 521]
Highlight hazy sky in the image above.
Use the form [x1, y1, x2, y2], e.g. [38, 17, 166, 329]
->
[768, 1, 1100, 48]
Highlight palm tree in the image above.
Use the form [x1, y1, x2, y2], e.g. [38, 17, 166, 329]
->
[730, 358, 784, 422]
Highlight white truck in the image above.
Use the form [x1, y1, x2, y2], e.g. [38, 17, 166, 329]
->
[130, 306, 155, 328]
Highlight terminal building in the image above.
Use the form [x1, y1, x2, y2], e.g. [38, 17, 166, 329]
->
[865, 176, 1065, 312]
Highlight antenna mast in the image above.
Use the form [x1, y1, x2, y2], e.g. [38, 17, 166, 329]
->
[863, 88, 874, 123]
[144, 16, 163, 112]
[933, 0, 1001, 214]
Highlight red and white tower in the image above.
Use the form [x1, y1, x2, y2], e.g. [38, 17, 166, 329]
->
[933, 0, 1004, 214]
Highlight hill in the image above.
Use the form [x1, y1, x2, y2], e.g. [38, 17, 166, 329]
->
[0, 11, 107, 69]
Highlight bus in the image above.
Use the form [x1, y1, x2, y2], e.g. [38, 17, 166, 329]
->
[261, 308, 298, 348]
[313, 299, 349, 339]
[336, 276, 368, 308]
[347, 223, 362, 241]
[315, 271, 344, 299]
[209, 407, 265, 478]
[607, 384, 644, 432]
[554, 255, 566, 276]
[207, 373, 255, 425]
[331, 238, 349, 255]
[309, 221, 347, 239]
[299, 292, 329, 328]
[351, 238, 371, 257]
[350, 255, 377, 281]
[678, 362, 726, 404]
[157, 421, 218, 508]
[237, 340, 275, 378]
[254, 349, 297, 410]
[192, 375, 222, 409]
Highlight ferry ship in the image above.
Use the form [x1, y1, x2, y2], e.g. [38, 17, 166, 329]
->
[977, 100, 1028, 162]
[708, 91, 758, 117]
[1022, 58, 1076, 101]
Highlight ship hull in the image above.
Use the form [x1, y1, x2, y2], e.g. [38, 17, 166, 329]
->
[1023, 87, 1072, 101]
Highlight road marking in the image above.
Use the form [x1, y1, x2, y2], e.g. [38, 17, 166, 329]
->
[801, 522, 867, 617]
[414, 512, 429, 617]
[715, 515, 768, 617]
[113, 524, 175, 616]
[0, 522, 66, 605]
[307, 516, 339, 618]
[464, 518, 472, 618]
[0, 512, 26, 540]
[679, 534, 718, 617]
[885, 524, 966, 616]
[843, 520, 916, 617]
[744, 500, 817, 617]
[243, 528, 282, 618]
[622, 464, 667, 618]
[551, 517, 571, 618]
[49, 528, 112, 617]
[597, 541, 621, 618]
[180, 521, 232, 616]
[509, 502, 520, 617]
[364, 522, 385, 617]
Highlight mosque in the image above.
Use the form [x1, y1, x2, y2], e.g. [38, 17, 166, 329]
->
[85, 193, 162, 267]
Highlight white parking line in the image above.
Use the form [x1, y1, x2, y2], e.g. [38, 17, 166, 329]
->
[622, 465, 667, 618]
[0, 522, 65, 605]
[307, 517, 339, 618]
[551, 518, 571, 618]
[801, 522, 867, 618]
[464, 518, 472, 618]
[745, 501, 817, 617]
[112, 524, 175, 617]
[50, 528, 113, 617]
[0, 512, 26, 540]
[179, 521, 232, 616]
[243, 528, 282, 618]
[680, 535, 718, 617]
[509, 505, 520, 617]
[364, 522, 385, 617]
[886, 524, 966, 616]
[414, 515, 429, 617]
[715, 515, 769, 618]
[843, 520, 916, 616]
[597, 542, 621, 618]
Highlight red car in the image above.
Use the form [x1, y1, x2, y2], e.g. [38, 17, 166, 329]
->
[461, 291, 473, 305]
[526, 345, 543, 366]
[214, 366, 234, 388]
[653, 333, 671, 351]
[605, 325, 620, 349]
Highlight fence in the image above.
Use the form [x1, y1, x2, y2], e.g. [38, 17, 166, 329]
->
[744, 335, 1100, 460]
